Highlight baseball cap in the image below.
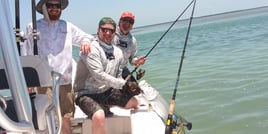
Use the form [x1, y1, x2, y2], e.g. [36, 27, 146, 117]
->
[99, 17, 116, 28]
[120, 11, 135, 21]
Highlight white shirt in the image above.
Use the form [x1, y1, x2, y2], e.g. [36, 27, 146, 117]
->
[21, 19, 94, 85]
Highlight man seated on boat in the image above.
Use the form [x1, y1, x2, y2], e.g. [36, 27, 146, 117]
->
[21, 0, 94, 133]
[113, 11, 146, 81]
[73, 17, 141, 134]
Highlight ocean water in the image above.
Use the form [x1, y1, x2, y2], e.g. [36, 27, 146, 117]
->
[74, 12, 268, 134]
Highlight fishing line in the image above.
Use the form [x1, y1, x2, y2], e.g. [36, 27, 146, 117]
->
[144, 0, 194, 58]
[125, 0, 195, 81]
[165, 0, 196, 133]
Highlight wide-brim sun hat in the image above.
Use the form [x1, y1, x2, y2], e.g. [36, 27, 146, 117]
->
[36, 0, 69, 14]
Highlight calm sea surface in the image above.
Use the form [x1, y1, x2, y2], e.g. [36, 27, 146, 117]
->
[75, 12, 268, 134]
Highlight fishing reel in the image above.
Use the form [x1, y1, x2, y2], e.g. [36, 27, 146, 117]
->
[165, 114, 192, 134]
[14, 30, 26, 43]
[136, 69, 145, 80]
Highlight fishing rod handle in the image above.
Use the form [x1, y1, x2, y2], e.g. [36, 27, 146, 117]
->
[125, 75, 131, 81]
[168, 100, 175, 115]
[124, 66, 138, 81]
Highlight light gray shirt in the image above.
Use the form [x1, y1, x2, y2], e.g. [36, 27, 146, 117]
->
[74, 39, 126, 96]
[113, 27, 138, 68]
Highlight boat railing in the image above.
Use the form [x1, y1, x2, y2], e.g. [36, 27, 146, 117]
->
[0, 1, 62, 133]
[0, 108, 33, 133]
[0, 1, 35, 133]
[46, 71, 62, 134]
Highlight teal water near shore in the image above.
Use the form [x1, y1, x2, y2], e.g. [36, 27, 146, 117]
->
[74, 11, 268, 134]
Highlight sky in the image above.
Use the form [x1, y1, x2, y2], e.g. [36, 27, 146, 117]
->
[7, 0, 268, 34]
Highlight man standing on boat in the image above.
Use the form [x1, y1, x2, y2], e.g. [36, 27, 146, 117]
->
[113, 11, 146, 81]
[73, 17, 140, 134]
[21, 0, 93, 133]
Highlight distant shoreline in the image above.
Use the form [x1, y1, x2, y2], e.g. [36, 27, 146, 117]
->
[133, 6, 268, 30]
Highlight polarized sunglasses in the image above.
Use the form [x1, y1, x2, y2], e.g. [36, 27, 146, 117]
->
[121, 18, 134, 25]
[46, 3, 61, 9]
[100, 27, 115, 34]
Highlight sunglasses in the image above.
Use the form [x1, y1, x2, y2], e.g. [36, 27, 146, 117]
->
[121, 18, 134, 25]
[100, 27, 115, 34]
[46, 3, 61, 9]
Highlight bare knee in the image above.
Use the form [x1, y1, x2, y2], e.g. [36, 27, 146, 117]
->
[92, 110, 106, 134]
[125, 97, 139, 109]
[92, 110, 105, 127]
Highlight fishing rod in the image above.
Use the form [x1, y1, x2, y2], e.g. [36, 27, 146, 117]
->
[125, 0, 195, 81]
[165, 0, 196, 134]
[31, 0, 38, 55]
[15, 0, 21, 55]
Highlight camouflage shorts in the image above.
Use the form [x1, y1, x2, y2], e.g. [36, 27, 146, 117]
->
[75, 88, 132, 119]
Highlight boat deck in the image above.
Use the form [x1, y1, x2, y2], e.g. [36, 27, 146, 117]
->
[72, 95, 166, 134]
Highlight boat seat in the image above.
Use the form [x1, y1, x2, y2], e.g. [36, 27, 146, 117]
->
[0, 56, 61, 132]
[0, 56, 51, 89]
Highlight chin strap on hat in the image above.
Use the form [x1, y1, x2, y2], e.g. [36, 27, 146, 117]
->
[42, 4, 51, 23]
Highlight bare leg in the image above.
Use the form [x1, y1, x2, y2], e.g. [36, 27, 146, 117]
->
[125, 97, 139, 109]
[61, 117, 72, 134]
[92, 109, 106, 134]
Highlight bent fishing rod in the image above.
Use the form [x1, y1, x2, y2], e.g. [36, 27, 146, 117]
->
[125, 0, 194, 81]
[165, 0, 196, 134]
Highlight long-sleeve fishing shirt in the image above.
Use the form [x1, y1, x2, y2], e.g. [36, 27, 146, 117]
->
[21, 19, 94, 85]
[113, 27, 138, 68]
[73, 39, 126, 97]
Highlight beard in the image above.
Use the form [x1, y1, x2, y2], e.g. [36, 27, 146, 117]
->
[48, 11, 61, 21]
